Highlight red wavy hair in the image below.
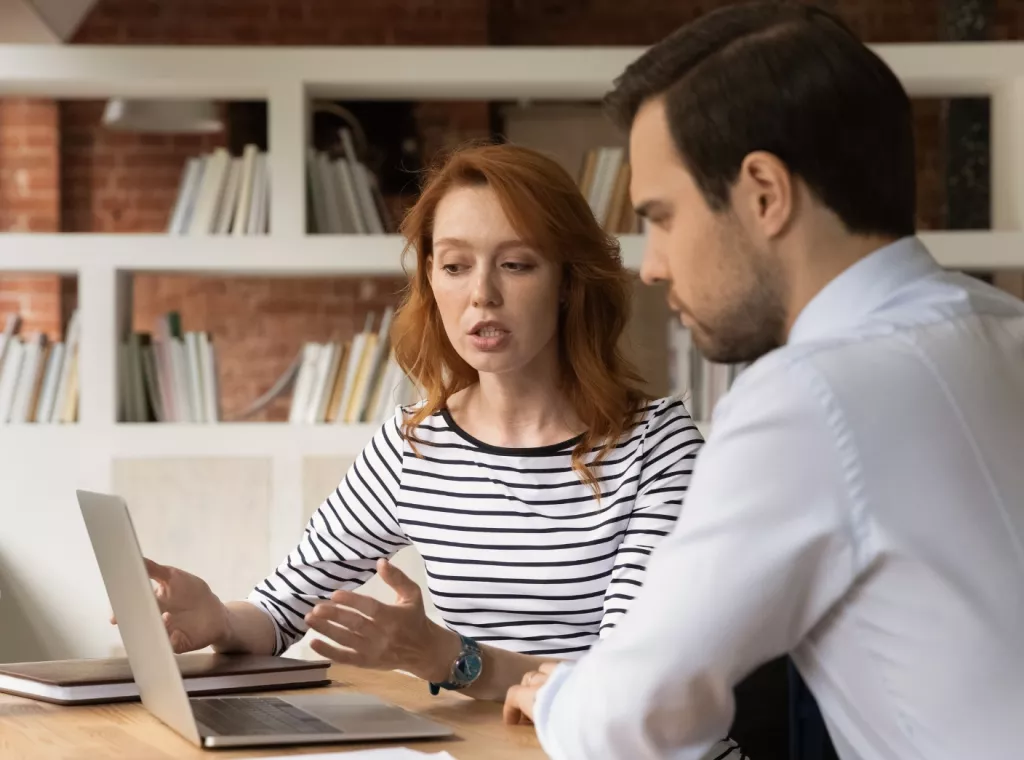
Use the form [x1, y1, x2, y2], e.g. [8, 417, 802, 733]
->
[391, 142, 648, 496]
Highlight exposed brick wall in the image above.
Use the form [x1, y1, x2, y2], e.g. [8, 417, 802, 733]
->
[488, 0, 943, 45]
[72, 0, 489, 45]
[60, 101, 226, 233]
[131, 274, 407, 421]
[0, 275, 64, 339]
[0, 98, 65, 340]
[0, 99, 61, 232]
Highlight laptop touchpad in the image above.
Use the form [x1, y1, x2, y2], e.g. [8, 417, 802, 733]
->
[282, 693, 441, 734]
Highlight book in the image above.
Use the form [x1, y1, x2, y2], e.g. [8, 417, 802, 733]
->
[0, 653, 331, 706]
[0, 337, 25, 423]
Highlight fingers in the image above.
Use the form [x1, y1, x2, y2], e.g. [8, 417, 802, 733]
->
[144, 558, 173, 610]
[520, 670, 549, 687]
[169, 630, 190, 654]
[304, 611, 370, 653]
[538, 661, 559, 675]
[502, 685, 522, 724]
[161, 612, 191, 654]
[376, 558, 420, 600]
[308, 602, 372, 635]
[329, 589, 383, 617]
[309, 636, 362, 667]
[143, 557, 172, 581]
[503, 685, 533, 725]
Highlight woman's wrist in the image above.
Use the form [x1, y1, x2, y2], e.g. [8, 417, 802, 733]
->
[211, 601, 241, 652]
[411, 622, 462, 684]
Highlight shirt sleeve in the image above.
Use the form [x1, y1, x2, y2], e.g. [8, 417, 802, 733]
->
[533, 357, 879, 760]
[599, 397, 703, 638]
[247, 410, 411, 655]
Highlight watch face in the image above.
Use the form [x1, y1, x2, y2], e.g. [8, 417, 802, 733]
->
[456, 652, 483, 684]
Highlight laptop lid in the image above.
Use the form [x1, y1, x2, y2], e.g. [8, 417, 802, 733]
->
[76, 489, 202, 746]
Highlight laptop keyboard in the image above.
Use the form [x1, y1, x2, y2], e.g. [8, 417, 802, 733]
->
[190, 696, 342, 736]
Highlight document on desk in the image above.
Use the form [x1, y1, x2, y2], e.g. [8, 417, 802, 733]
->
[249, 750, 456, 759]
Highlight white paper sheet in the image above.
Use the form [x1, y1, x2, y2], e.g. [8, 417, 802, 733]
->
[246, 750, 456, 760]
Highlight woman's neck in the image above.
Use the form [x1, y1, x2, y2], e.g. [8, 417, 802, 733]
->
[448, 356, 583, 449]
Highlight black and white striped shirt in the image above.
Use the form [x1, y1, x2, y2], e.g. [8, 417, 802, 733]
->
[249, 396, 703, 658]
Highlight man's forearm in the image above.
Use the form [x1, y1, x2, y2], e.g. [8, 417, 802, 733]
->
[212, 601, 280, 656]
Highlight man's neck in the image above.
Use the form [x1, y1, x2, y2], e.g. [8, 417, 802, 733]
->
[781, 226, 900, 339]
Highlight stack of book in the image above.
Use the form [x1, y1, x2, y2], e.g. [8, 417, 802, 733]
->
[119, 312, 219, 423]
[0, 311, 80, 425]
[287, 307, 415, 424]
[306, 127, 392, 235]
[167, 143, 269, 235]
[667, 320, 747, 423]
[577, 146, 638, 234]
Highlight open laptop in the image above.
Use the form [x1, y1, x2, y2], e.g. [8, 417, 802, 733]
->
[76, 489, 454, 749]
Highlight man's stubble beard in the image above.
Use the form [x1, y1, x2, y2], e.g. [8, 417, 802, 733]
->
[693, 224, 788, 366]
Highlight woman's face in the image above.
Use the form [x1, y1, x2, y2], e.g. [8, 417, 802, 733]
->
[429, 184, 562, 380]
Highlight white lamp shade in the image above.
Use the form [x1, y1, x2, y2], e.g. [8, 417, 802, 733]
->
[101, 98, 223, 133]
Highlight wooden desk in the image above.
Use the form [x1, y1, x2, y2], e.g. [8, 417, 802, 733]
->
[0, 665, 546, 759]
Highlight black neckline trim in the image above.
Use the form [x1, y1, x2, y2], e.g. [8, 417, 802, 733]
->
[440, 408, 584, 457]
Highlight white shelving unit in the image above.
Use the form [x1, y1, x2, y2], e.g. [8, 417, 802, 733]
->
[1, 42, 1023, 662]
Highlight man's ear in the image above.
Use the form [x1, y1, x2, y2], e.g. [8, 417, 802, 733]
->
[735, 151, 793, 239]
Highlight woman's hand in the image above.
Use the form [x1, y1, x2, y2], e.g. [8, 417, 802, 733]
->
[503, 662, 559, 724]
[304, 558, 456, 681]
[111, 558, 232, 654]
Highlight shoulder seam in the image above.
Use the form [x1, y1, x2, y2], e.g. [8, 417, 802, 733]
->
[778, 359, 875, 577]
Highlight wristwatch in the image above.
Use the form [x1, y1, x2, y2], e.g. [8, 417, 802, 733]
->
[429, 634, 483, 695]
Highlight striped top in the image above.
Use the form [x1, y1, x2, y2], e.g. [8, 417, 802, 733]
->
[248, 396, 703, 659]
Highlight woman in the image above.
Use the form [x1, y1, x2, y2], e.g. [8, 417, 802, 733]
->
[138, 142, 704, 702]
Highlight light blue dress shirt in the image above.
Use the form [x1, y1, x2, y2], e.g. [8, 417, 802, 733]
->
[533, 236, 1024, 760]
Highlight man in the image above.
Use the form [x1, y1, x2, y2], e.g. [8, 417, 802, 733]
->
[503, 2, 1024, 759]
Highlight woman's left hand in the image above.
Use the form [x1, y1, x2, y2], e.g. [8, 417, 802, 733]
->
[304, 558, 451, 678]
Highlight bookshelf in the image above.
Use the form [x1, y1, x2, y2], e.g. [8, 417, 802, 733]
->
[0, 228, 1020, 276]
[1, 42, 1023, 662]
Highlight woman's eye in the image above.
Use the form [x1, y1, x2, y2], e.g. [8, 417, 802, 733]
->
[503, 261, 533, 272]
[442, 264, 464, 274]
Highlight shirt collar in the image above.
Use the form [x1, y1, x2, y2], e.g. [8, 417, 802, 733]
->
[787, 235, 940, 345]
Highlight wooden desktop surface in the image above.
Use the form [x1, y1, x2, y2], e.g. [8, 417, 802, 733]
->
[0, 664, 547, 759]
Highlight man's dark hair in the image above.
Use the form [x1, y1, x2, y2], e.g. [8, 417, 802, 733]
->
[605, 1, 916, 238]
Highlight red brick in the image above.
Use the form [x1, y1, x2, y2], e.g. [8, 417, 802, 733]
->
[0, 275, 64, 339]
[0, 99, 60, 238]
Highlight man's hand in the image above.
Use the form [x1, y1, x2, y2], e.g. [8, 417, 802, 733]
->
[503, 662, 559, 725]
[305, 558, 453, 678]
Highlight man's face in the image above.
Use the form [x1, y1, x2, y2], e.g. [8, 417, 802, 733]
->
[630, 97, 786, 364]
